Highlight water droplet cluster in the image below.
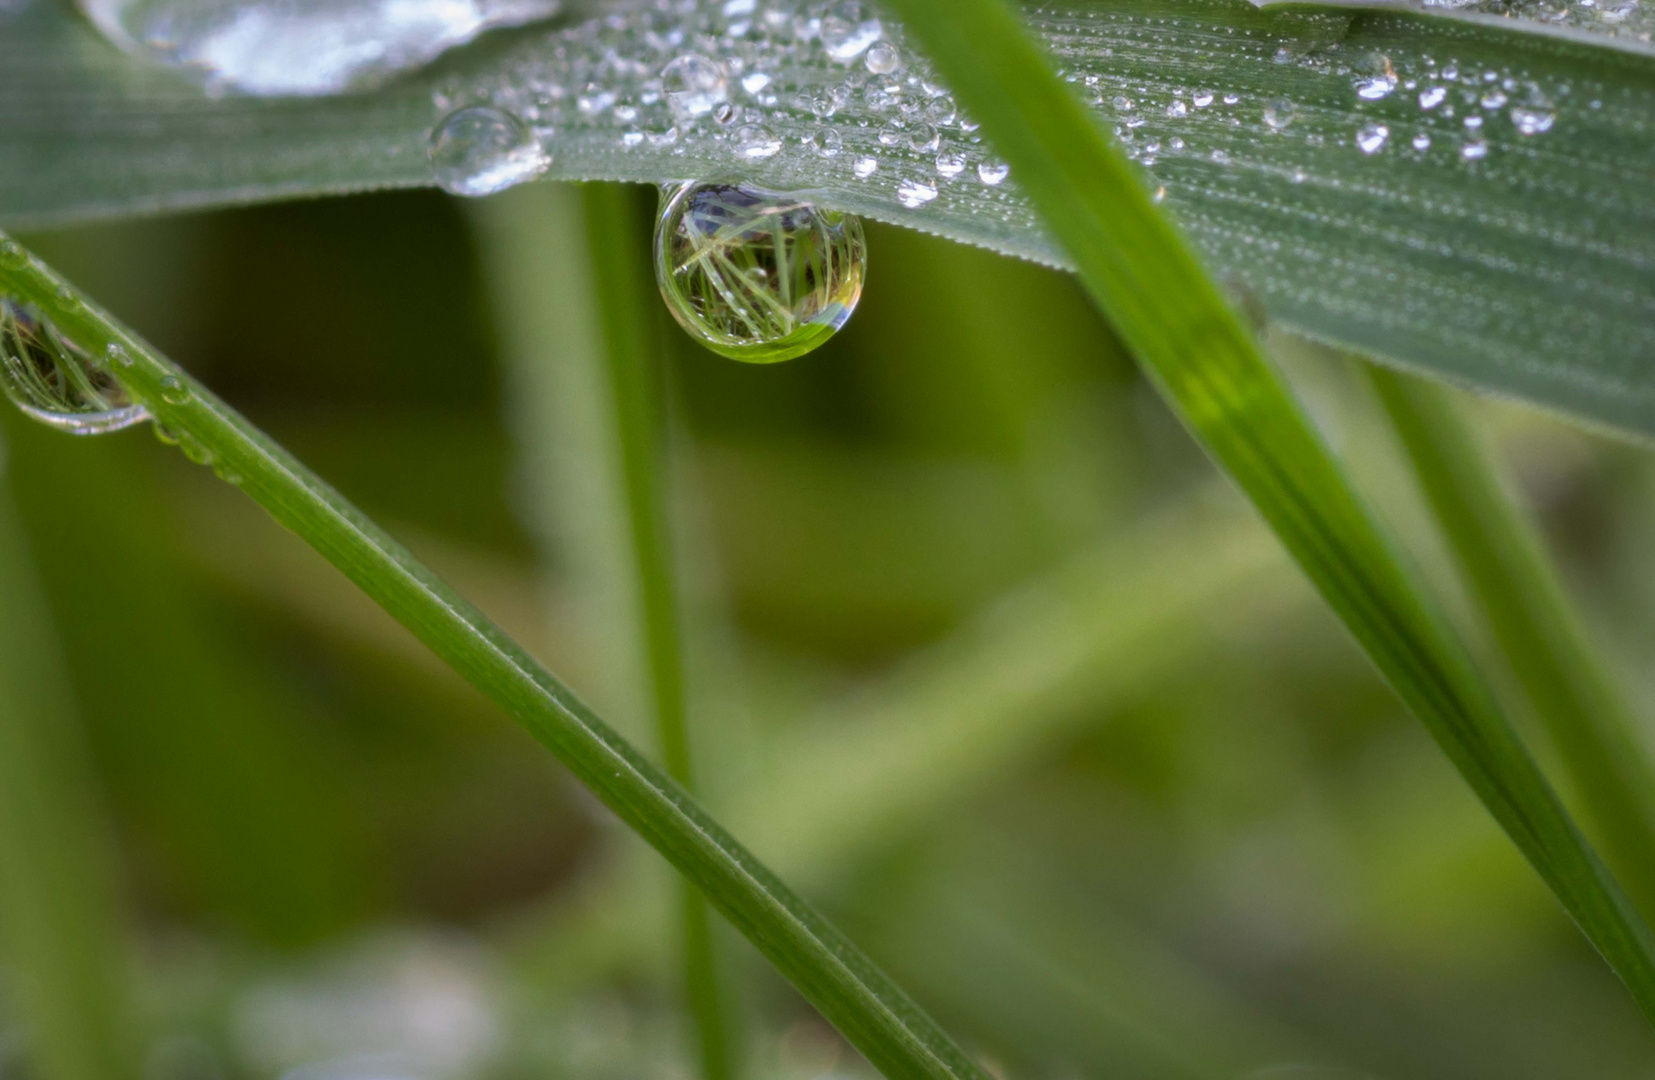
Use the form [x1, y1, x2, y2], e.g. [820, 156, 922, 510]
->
[655, 181, 865, 363]
[0, 298, 150, 435]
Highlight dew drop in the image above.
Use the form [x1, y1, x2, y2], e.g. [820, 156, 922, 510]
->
[1511, 105, 1556, 134]
[1419, 85, 1448, 109]
[1461, 139, 1489, 160]
[853, 156, 878, 178]
[977, 160, 1009, 185]
[76, 0, 561, 97]
[1166, 98, 1188, 118]
[662, 53, 729, 121]
[0, 238, 26, 270]
[864, 41, 901, 74]
[896, 177, 939, 207]
[0, 297, 149, 435]
[1356, 122, 1390, 153]
[1412, 131, 1432, 150]
[1480, 89, 1508, 108]
[1193, 90, 1215, 107]
[908, 125, 941, 153]
[1355, 74, 1397, 100]
[810, 129, 843, 156]
[160, 374, 190, 405]
[821, 1, 882, 63]
[935, 152, 966, 177]
[428, 106, 549, 197]
[654, 182, 865, 364]
[741, 72, 773, 95]
[733, 123, 781, 159]
[1222, 92, 1240, 105]
[1263, 98, 1297, 130]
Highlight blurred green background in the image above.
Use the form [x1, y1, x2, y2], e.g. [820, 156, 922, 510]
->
[4, 181, 1655, 1080]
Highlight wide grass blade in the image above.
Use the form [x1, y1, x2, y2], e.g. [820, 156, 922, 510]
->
[4, 1, 1655, 440]
[873, 0, 1655, 1024]
[0, 239, 988, 1080]
[1367, 365, 1655, 915]
[0, 483, 134, 1080]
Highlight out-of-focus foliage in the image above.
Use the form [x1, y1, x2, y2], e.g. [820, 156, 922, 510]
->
[2, 187, 1654, 1078]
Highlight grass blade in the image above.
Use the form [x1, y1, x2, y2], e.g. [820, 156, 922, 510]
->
[581, 180, 740, 1080]
[1367, 365, 1655, 914]
[0, 482, 134, 1080]
[874, 0, 1655, 1024]
[0, 238, 988, 1080]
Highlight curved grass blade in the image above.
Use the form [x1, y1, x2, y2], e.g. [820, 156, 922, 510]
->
[580, 181, 740, 1080]
[0, 239, 988, 1080]
[872, 0, 1655, 1024]
[0, 483, 135, 1080]
[3, 1, 1655, 440]
[1367, 364, 1655, 916]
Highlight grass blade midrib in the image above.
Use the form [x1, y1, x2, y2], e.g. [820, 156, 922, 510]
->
[0, 241, 988, 1080]
[874, 0, 1655, 1023]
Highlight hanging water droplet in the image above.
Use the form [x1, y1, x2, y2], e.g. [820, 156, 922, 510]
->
[0, 297, 149, 435]
[654, 181, 865, 364]
[662, 54, 729, 121]
[977, 160, 1009, 185]
[1356, 122, 1390, 153]
[428, 106, 549, 197]
[76, 0, 562, 97]
[896, 177, 939, 207]
[733, 123, 781, 159]
[1263, 98, 1297, 130]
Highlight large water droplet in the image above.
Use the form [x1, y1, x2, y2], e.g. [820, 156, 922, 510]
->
[1263, 98, 1297, 131]
[77, 0, 562, 97]
[0, 298, 150, 435]
[428, 106, 549, 196]
[662, 53, 728, 121]
[654, 182, 865, 364]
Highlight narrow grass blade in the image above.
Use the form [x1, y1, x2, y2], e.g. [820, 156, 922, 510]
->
[1367, 365, 1655, 915]
[873, 0, 1655, 1023]
[0, 240, 988, 1080]
[0, 483, 134, 1080]
[582, 180, 740, 1080]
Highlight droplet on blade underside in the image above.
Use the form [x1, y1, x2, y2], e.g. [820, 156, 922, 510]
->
[75, 0, 563, 96]
[0, 298, 150, 435]
[654, 182, 865, 364]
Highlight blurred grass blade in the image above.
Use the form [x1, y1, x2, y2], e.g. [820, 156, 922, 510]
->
[0, 482, 134, 1080]
[1367, 365, 1655, 915]
[874, 0, 1655, 1022]
[0, 241, 987, 1080]
[4, 3, 1655, 442]
[581, 181, 740, 1080]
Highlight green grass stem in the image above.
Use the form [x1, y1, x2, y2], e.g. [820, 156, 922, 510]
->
[875, 0, 1655, 1023]
[0, 236, 988, 1080]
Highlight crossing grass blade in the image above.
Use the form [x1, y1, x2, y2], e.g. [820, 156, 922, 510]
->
[0, 237, 989, 1080]
[1368, 364, 1655, 917]
[872, 0, 1655, 1024]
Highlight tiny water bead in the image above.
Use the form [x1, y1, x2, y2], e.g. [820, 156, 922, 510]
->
[429, 106, 549, 197]
[654, 182, 865, 364]
[662, 53, 728, 121]
[0, 298, 150, 436]
[78, 0, 562, 96]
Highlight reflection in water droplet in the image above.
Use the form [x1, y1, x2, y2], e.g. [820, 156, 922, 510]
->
[428, 106, 549, 197]
[1263, 98, 1297, 131]
[76, 0, 562, 96]
[896, 177, 938, 207]
[1356, 123, 1390, 153]
[0, 297, 149, 435]
[654, 182, 865, 364]
[864, 41, 900, 74]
